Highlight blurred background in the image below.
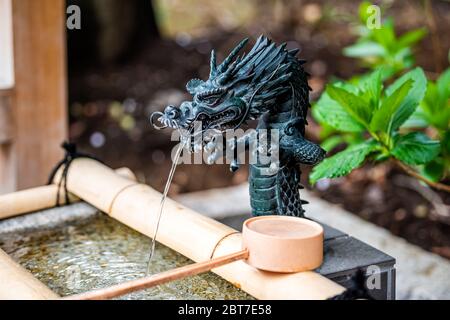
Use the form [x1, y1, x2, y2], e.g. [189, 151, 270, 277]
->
[62, 0, 450, 258]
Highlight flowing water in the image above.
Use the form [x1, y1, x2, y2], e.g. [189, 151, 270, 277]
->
[146, 139, 186, 275]
[0, 212, 252, 299]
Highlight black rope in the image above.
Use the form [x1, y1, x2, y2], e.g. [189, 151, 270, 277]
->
[47, 141, 102, 206]
[328, 269, 374, 300]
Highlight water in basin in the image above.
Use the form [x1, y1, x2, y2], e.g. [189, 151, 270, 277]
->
[0, 212, 252, 300]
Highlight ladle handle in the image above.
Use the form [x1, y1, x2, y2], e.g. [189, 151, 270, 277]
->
[64, 249, 249, 300]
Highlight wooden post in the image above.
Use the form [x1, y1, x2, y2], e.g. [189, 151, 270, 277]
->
[9, 0, 68, 190]
[0, 0, 14, 89]
[0, 0, 15, 193]
[0, 92, 15, 194]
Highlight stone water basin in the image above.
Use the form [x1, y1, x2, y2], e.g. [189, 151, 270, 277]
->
[0, 204, 252, 300]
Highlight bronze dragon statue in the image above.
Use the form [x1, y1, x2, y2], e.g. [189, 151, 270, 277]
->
[152, 36, 325, 217]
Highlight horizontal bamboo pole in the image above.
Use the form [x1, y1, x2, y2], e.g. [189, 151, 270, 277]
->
[0, 248, 58, 300]
[65, 250, 249, 300]
[0, 167, 136, 221]
[61, 159, 345, 300]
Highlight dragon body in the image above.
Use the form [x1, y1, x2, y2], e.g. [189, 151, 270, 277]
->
[152, 36, 325, 217]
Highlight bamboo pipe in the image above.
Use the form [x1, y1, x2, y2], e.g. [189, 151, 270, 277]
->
[0, 167, 136, 221]
[0, 248, 58, 299]
[65, 250, 249, 300]
[59, 158, 345, 300]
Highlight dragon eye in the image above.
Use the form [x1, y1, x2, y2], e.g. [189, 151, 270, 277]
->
[197, 94, 221, 106]
[197, 88, 226, 105]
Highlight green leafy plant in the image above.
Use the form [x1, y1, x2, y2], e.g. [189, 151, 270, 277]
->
[312, 1, 426, 151]
[402, 68, 450, 182]
[310, 67, 449, 192]
[314, 1, 427, 151]
[343, 1, 426, 78]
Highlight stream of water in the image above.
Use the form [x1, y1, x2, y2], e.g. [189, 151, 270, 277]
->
[145, 128, 227, 275]
[146, 137, 187, 275]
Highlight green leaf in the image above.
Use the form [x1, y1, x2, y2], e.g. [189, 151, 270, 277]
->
[372, 19, 396, 50]
[397, 28, 427, 48]
[384, 67, 427, 131]
[343, 41, 386, 58]
[437, 68, 450, 99]
[311, 102, 326, 124]
[327, 85, 373, 127]
[310, 140, 379, 184]
[343, 133, 365, 146]
[393, 47, 414, 68]
[401, 108, 429, 129]
[314, 85, 366, 133]
[378, 66, 397, 80]
[421, 158, 445, 182]
[391, 132, 440, 165]
[420, 82, 449, 130]
[358, 1, 373, 24]
[419, 69, 450, 131]
[421, 82, 439, 115]
[442, 131, 450, 156]
[360, 69, 382, 109]
[370, 79, 413, 136]
[320, 135, 345, 152]
[436, 69, 450, 128]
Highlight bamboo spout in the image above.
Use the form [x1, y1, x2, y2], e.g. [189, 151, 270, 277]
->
[60, 158, 345, 300]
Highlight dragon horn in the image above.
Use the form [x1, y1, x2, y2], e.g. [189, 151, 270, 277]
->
[219, 56, 241, 84]
[209, 50, 217, 77]
[217, 38, 248, 73]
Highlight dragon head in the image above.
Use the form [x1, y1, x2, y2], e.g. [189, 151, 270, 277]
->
[152, 36, 304, 132]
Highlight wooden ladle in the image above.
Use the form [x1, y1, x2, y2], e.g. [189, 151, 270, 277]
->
[64, 216, 324, 300]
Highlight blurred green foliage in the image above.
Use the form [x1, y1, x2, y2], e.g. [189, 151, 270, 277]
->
[311, 1, 449, 187]
[343, 1, 426, 79]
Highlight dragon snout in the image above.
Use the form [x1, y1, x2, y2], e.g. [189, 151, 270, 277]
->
[164, 105, 181, 120]
[150, 105, 183, 130]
